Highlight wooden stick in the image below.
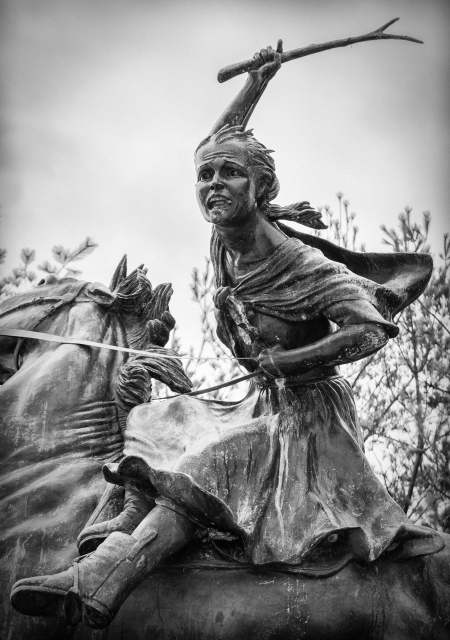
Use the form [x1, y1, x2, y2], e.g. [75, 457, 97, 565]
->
[217, 18, 423, 83]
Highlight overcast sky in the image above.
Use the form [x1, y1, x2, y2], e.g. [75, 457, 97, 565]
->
[1, 0, 449, 349]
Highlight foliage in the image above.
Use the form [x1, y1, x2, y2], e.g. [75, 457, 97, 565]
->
[315, 191, 365, 251]
[348, 208, 449, 531]
[0, 238, 98, 300]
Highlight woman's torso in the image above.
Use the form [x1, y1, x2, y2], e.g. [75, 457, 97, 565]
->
[227, 260, 339, 379]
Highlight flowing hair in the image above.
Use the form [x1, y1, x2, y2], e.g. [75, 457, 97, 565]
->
[196, 125, 327, 230]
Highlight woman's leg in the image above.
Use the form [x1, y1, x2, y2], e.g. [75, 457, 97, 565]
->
[11, 502, 197, 629]
[77, 481, 155, 554]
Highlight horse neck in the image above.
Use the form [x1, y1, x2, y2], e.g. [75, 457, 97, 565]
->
[46, 299, 130, 393]
[0, 301, 132, 464]
[2, 300, 131, 416]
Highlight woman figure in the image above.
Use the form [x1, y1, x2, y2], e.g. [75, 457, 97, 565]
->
[11, 44, 442, 629]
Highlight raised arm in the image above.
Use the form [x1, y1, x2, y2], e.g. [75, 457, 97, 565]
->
[209, 41, 283, 136]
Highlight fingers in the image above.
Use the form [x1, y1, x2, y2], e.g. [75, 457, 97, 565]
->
[253, 51, 266, 66]
[253, 43, 283, 66]
[253, 49, 271, 65]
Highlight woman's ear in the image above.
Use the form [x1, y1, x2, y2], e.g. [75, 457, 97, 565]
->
[256, 179, 267, 202]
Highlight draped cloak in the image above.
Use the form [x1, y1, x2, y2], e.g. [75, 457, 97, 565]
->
[106, 227, 443, 575]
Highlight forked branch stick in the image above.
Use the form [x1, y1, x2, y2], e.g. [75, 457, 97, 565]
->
[217, 18, 423, 83]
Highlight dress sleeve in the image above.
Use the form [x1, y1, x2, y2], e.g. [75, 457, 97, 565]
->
[324, 298, 399, 338]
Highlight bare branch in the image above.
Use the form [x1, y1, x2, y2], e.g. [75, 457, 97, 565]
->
[218, 18, 423, 82]
[418, 299, 450, 337]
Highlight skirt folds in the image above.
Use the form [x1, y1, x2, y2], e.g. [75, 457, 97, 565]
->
[104, 377, 443, 574]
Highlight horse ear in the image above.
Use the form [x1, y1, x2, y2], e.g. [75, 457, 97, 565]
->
[109, 255, 127, 292]
[85, 282, 116, 307]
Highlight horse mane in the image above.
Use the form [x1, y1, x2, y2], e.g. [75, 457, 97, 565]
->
[108, 262, 189, 429]
[112, 267, 175, 350]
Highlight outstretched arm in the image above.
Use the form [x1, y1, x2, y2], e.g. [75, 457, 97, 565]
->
[258, 299, 394, 378]
[258, 322, 389, 378]
[209, 41, 283, 136]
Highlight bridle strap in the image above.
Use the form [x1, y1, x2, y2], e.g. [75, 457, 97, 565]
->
[2, 280, 89, 370]
[0, 280, 88, 321]
[0, 327, 262, 397]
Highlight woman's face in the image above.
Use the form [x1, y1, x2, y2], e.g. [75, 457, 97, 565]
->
[195, 138, 259, 227]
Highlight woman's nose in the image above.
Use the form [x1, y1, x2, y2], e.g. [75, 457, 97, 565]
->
[210, 173, 224, 190]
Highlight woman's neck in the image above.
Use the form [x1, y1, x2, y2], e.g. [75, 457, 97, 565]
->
[214, 210, 287, 270]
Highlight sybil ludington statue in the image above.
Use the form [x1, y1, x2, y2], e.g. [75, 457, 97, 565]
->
[10, 20, 450, 639]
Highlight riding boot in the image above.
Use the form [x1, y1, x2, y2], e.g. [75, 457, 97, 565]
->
[11, 504, 197, 629]
[77, 481, 154, 554]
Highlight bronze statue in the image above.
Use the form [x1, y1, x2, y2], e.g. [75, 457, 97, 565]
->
[8, 34, 450, 638]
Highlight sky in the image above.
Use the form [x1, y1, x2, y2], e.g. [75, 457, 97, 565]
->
[1, 0, 449, 350]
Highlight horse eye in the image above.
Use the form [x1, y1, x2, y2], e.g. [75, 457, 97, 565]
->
[0, 365, 16, 384]
[38, 279, 46, 286]
[327, 533, 339, 544]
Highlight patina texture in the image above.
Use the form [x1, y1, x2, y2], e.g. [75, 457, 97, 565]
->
[106, 233, 441, 573]
[4, 28, 450, 640]
[0, 262, 190, 639]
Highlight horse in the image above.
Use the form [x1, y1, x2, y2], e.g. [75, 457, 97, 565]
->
[1, 261, 450, 640]
[0, 257, 190, 640]
[104, 537, 450, 640]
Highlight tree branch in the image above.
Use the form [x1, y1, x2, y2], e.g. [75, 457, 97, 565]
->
[218, 18, 423, 82]
[418, 299, 450, 337]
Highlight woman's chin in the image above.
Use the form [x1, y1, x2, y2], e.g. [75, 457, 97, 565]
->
[209, 208, 232, 224]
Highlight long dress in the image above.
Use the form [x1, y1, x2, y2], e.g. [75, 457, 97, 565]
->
[104, 232, 443, 576]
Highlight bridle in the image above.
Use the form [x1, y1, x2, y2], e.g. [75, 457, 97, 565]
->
[0, 280, 90, 371]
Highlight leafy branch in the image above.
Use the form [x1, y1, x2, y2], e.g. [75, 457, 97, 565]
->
[0, 237, 98, 300]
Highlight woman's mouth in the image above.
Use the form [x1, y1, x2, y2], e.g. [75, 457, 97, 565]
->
[207, 195, 231, 210]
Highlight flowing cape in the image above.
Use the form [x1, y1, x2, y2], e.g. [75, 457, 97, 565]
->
[279, 223, 433, 314]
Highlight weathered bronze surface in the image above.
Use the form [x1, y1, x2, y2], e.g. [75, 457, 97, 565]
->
[3, 30, 450, 640]
[0, 261, 190, 638]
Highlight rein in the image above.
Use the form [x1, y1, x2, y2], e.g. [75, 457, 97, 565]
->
[0, 327, 260, 398]
[0, 328, 253, 361]
[0, 329, 260, 399]
[0, 281, 261, 397]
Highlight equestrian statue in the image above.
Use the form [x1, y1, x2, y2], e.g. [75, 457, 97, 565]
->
[2, 18, 449, 640]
